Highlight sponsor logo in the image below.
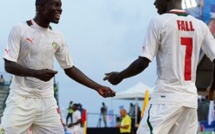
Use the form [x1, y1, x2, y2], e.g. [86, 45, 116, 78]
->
[5, 49, 10, 54]
[26, 38, 33, 44]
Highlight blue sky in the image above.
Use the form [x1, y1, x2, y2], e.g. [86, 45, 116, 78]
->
[0, 0, 158, 127]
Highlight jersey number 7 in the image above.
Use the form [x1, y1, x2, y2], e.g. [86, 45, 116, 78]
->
[181, 37, 193, 81]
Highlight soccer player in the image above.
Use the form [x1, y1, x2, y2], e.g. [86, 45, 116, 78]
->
[104, 0, 215, 133]
[2, 0, 115, 133]
[68, 103, 82, 134]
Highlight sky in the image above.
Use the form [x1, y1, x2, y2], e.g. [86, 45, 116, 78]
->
[0, 0, 158, 127]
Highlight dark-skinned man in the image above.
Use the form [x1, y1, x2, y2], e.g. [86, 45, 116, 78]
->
[2, 0, 115, 133]
[104, 0, 215, 133]
[68, 103, 82, 134]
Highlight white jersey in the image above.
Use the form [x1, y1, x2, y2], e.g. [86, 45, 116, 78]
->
[3, 20, 73, 98]
[72, 110, 82, 133]
[140, 10, 215, 108]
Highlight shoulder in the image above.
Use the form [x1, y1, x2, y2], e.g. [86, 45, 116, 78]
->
[124, 115, 131, 121]
[8, 22, 29, 37]
[148, 15, 167, 29]
[74, 110, 81, 114]
[188, 16, 209, 32]
[50, 28, 64, 37]
[10, 22, 28, 32]
[50, 28, 65, 41]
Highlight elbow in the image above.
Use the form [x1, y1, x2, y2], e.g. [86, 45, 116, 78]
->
[64, 66, 75, 76]
[139, 61, 149, 70]
[137, 57, 150, 71]
[4, 60, 14, 74]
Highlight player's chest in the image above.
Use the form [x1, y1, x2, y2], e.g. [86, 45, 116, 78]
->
[20, 30, 60, 55]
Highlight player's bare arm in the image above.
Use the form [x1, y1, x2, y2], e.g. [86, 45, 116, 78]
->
[4, 59, 58, 82]
[207, 59, 215, 100]
[64, 66, 116, 98]
[68, 119, 81, 128]
[103, 57, 150, 85]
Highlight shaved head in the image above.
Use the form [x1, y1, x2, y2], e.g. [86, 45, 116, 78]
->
[120, 109, 127, 117]
[35, 0, 49, 6]
[154, 0, 182, 14]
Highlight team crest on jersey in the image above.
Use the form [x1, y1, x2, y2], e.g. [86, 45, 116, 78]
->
[52, 42, 58, 50]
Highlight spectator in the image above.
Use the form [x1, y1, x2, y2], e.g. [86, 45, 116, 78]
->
[128, 103, 135, 118]
[101, 102, 107, 127]
[0, 74, 4, 87]
[116, 108, 132, 134]
[78, 103, 86, 127]
[78, 103, 84, 114]
[135, 103, 141, 124]
[66, 101, 74, 126]
[128, 103, 135, 134]
[68, 103, 82, 134]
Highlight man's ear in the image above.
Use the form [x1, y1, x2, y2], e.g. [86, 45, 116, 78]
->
[36, 4, 45, 12]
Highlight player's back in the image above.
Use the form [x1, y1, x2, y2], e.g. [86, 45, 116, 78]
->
[148, 10, 214, 108]
[155, 10, 208, 91]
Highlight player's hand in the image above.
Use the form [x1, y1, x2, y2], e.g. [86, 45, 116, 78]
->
[207, 86, 215, 100]
[97, 86, 116, 98]
[103, 72, 123, 85]
[34, 69, 58, 81]
[67, 123, 73, 128]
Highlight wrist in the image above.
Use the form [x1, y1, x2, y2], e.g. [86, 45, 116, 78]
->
[95, 85, 104, 91]
[118, 72, 123, 81]
[30, 70, 37, 78]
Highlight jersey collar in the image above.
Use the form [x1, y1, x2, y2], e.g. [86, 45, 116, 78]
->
[168, 9, 188, 16]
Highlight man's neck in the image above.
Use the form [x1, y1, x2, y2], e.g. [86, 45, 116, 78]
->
[33, 15, 50, 28]
[166, 1, 183, 12]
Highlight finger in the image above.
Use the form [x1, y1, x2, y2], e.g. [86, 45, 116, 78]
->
[102, 93, 107, 98]
[105, 72, 111, 75]
[112, 91, 116, 97]
[111, 91, 116, 97]
[50, 70, 58, 74]
[46, 69, 58, 74]
[103, 75, 109, 81]
[106, 90, 116, 97]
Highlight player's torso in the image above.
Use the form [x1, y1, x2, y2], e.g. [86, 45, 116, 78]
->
[18, 23, 61, 70]
[10, 22, 62, 95]
[156, 11, 205, 86]
[73, 111, 81, 128]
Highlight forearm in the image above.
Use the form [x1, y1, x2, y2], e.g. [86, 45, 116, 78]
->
[4, 59, 36, 77]
[65, 66, 102, 90]
[118, 57, 150, 80]
[71, 119, 81, 126]
[118, 124, 129, 129]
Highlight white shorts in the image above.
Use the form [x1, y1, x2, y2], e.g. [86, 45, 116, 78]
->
[1, 94, 64, 134]
[137, 104, 198, 134]
[66, 127, 83, 134]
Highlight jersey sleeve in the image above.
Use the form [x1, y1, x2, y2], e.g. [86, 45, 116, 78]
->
[55, 33, 74, 69]
[3, 25, 22, 62]
[139, 17, 160, 61]
[202, 24, 215, 61]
